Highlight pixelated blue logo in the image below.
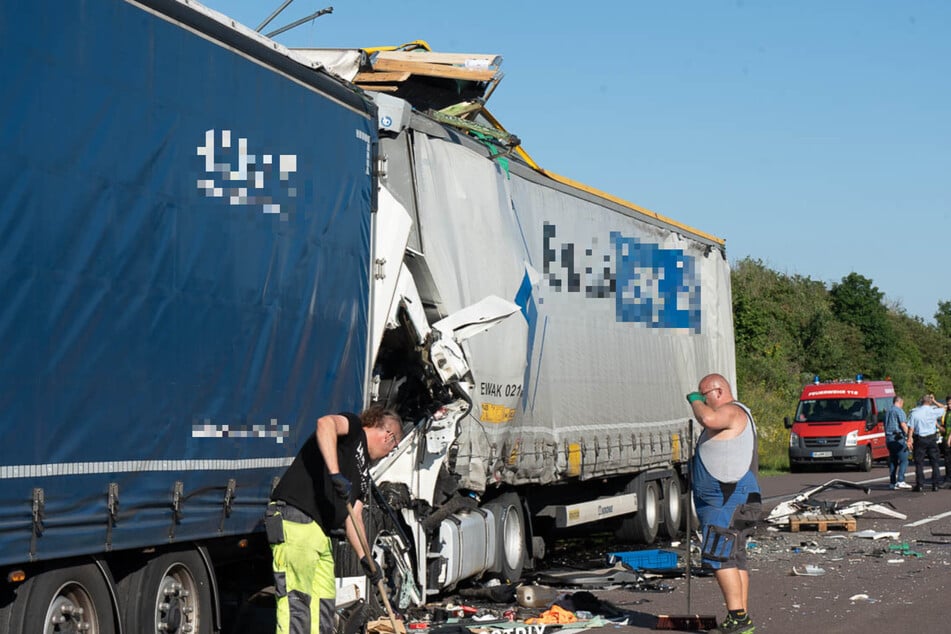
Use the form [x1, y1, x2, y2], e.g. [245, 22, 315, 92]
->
[542, 222, 701, 333]
[613, 233, 701, 332]
[196, 129, 299, 220]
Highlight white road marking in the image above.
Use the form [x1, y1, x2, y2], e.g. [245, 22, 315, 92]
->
[904, 510, 951, 527]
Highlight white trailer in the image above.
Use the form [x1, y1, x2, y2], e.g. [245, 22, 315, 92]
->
[358, 91, 735, 606]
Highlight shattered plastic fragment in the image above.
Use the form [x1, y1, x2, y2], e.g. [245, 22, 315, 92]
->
[852, 530, 900, 540]
[791, 565, 826, 576]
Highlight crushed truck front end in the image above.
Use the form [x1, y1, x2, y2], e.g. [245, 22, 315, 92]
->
[362, 87, 735, 601]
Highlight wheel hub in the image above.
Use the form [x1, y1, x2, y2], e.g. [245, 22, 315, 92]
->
[157, 578, 194, 633]
[46, 591, 93, 634]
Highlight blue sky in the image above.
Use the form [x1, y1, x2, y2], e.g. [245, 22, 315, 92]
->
[202, 0, 950, 322]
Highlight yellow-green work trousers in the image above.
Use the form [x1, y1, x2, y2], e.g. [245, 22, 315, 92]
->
[267, 502, 335, 634]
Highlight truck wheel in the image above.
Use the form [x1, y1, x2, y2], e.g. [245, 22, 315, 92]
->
[859, 447, 873, 472]
[616, 477, 660, 544]
[681, 491, 700, 534]
[8, 562, 116, 633]
[485, 493, 526, 583]
[659, 476, 683, 540]
[117, 548, 213, 634]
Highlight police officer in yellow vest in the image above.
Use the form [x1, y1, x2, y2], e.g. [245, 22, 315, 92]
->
[266, 407, 402, 634]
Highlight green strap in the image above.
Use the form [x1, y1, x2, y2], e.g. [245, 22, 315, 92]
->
[471, 130, 510, 176]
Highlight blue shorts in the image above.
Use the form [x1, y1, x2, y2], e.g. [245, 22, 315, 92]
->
[692, 455, 761, 570]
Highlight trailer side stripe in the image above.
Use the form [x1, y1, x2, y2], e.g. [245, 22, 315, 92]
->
[0, 458, 294, 479]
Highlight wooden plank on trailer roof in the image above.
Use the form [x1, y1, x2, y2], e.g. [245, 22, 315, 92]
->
[375, 51, 501, 67]
[372, 57, 496, 81]
[356, 84, 400, 92]
[353, 71, 412, 83]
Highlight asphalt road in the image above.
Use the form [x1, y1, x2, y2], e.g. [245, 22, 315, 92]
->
[231, 461, 951, 633]
[584, 462, 951, 633]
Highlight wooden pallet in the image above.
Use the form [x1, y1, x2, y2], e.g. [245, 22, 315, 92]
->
[789, 513, 856, 532]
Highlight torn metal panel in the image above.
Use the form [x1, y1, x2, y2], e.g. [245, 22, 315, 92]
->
[291, 47, 368, 81]
[533, 562, 642, 587]
[766, 479, 872, 524]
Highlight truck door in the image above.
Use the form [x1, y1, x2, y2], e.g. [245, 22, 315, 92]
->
[863, 398, 884, 458]
[870, 397, 891, 459]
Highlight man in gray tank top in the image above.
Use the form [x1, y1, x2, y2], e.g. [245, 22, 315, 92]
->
[686, 373, 762, 634]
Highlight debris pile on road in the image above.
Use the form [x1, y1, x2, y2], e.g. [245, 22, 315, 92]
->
[766, 478, 907, 529]
[355, 495, 951, 634]
[360, 537, 697, 633]
[375, 586, 644, 634]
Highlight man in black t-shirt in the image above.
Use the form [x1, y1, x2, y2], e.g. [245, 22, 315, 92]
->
[266, 406, 402, 634]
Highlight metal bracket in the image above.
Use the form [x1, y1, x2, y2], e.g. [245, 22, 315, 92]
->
[219, 478, 237, 533]
[375, 154, 388, 179]
[374, 257, 387, 280]
[106, 482, 120, 551]
[30, 487, 45, 562]
[169, 481, 184, 540]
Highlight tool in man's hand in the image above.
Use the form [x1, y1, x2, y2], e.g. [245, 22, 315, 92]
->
[655, 418, 717, 631]
[346, 502, 402, 634]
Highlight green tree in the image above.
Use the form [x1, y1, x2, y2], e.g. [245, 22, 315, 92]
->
[731, 259, 801, 391]
[936, 301, 951, 339]
[730, 260, 951, 471]
[829, 273, 896, 376]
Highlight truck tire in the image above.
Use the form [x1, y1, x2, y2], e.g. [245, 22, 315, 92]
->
[681, 490, 700, 534]
[859, 447, 873, 472]
[117, 548, 213, 634]
[485, 493, 526, 583]
[8, 562, 116, 634]
[616, 477, 660, 544]
[659, 476, 683, 540]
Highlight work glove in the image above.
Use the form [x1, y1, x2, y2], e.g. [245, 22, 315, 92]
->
[360, 556, 383, 585]
[686, 391, 706, 404]
[330, 473, 352, 499]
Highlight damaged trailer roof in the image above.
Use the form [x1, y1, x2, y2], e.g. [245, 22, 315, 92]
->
[294, 41, 724, 249]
